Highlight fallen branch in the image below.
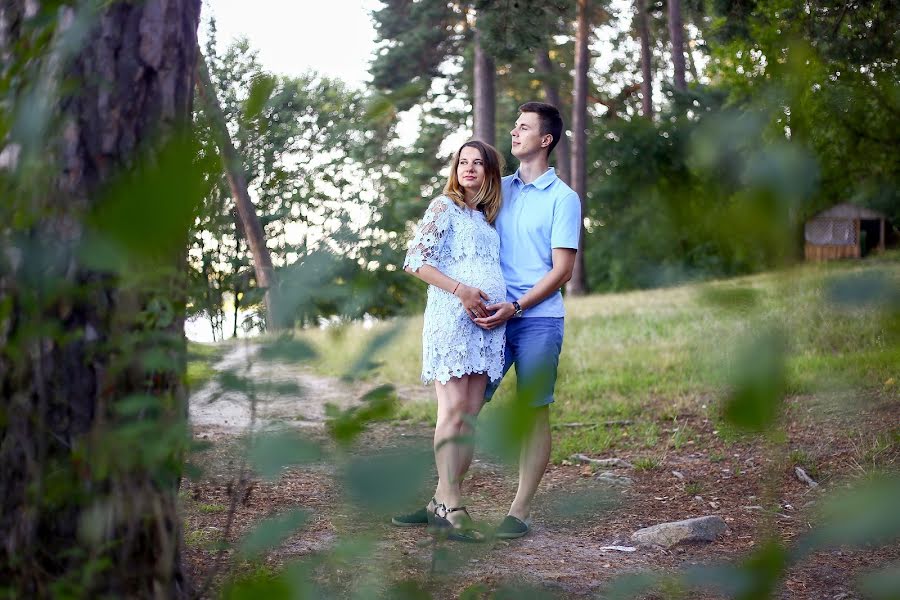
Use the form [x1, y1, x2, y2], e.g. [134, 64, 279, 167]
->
[571, 454, 634, 469]
[555, 420, 633, 430]
[794, 466, 819, 488]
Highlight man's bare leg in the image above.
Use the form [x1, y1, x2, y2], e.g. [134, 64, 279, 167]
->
[507, 405, 551, 521]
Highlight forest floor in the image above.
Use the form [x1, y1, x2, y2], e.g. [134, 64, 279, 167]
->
[182, 342, 899, 599]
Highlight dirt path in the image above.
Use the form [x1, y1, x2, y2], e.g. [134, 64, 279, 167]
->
[184, 350, 899, 598]
[189, 343, 367, 435]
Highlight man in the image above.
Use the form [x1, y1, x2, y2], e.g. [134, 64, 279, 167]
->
[391, 102, 581, 539]
[474, 101, 581, 538]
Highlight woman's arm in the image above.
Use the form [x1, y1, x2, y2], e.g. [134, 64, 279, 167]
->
[402, 197, 490, 318]
[404, 264, 490, 319]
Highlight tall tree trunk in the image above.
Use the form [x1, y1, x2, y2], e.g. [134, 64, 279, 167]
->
[668, 0, 687, 92]
[195, 53, 279, 331]
[535, 48, 572, 184]
[1, 1, 201, 597]
[473, 28, 496, 146]
[636, 0, 654, 118]
[567, 0, 589, 296]
[233, 288, 241, 338]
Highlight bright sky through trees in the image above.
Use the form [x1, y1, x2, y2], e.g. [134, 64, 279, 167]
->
[202, 0, 380, 88]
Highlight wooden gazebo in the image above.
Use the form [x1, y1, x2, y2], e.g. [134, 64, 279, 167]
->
[804, 203, 888, 261]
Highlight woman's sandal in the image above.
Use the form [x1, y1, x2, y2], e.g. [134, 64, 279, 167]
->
[427, 500, 485, 543]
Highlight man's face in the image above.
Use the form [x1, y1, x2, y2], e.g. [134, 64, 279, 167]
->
[510, 111, 550, 160]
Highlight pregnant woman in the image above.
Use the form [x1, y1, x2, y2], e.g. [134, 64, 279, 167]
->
[394, 140, 506, 542]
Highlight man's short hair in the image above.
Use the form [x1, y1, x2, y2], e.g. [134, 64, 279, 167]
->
[519, 101, 563, 157]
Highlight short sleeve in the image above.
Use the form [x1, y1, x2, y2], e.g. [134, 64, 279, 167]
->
[403, 197, 453, 272]
[551, 191, 582, 249]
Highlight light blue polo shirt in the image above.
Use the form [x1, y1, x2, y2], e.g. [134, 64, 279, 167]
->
[496, 167, 582, 318]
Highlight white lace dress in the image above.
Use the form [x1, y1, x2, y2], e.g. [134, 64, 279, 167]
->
[403, 196, 506, 384]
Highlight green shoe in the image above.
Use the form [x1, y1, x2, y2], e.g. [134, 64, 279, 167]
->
[495, 515, 529, 539]
[391, 506, 429, 527]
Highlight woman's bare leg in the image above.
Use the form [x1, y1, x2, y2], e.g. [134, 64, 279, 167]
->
[431, 373, 487, 524]
[456, 374, 487, 482]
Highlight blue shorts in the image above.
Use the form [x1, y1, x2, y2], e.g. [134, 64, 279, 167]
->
[484, 317, 564, 407]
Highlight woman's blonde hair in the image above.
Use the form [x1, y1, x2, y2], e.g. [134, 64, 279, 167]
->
[443, 140, 504, 224]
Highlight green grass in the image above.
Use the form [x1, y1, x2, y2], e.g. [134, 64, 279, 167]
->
[196, 502, 227, 514]
[684, 482, 703, 496]
[186, 341, 230, 390]
[190, 255, 899, 463]
[302, 256, 897, 461]
[633, 456, 662, 471]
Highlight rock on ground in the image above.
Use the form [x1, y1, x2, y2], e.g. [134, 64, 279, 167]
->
[631, 515, 728, 548]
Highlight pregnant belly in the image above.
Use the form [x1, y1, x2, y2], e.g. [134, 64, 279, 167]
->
[466, 270, 506, 304]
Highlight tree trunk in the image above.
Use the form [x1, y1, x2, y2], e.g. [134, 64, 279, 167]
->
[1, 1, 201, 597]
[473, 28, 496, 146]
[196, 53, 279, 331]
[233, 288, 241, 338]
[636, 0, 654, 118]
[535, 48, 572, 184]
[567, 0, 589, 296]
[668, 0, 687, 92]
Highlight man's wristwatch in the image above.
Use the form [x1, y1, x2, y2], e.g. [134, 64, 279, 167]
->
[512, 300, 524, 318]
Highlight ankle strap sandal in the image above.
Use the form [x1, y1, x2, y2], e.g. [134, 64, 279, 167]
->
[427, 502, 484, 543]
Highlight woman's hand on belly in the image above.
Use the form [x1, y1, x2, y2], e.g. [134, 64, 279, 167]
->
[455, 284, 490, 319]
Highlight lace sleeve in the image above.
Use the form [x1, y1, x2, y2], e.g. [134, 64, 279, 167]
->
[403, 197, 452, 272]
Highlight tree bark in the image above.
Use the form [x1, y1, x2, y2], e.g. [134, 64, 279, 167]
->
[1, 1, 201, 596]
[636, 0, 654, 118]
[668, 0, 687, 92]
[567, 0, 590, 296]
[535, 48, 572, 184]
[473, 28, 496, 146]
[195, 52, 279, 331]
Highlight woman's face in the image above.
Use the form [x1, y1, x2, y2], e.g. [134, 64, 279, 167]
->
[457, 145, 486, 198]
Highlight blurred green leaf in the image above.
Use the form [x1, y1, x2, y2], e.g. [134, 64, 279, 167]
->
[491, 583, 560, 599]
[477, 375, 551, 465]
[459, 584, 490, 599]
[542, 479, 619, 519]
[140, 347, 179, 372]
[216, 371, 251, 392]
[600, 571, 667, 600]
[238, 508, 309, 559]
[380, 581, 432, 600]
[243, 74, 277, 121]
[249, 431, 323, 480]
[723, 327, 786, 431]
[257, 333, 317, 363]
[682, 540, 788, 600]
[858, 564, 900, 600]
[826, 270, 900, 311]
[343, 326, 403, 380]
[800, 476, 900, 553]
[326, 385, 397, 444]
[222, 570, 292, 600]
[84, 134, 212, 270]
[342, 445, 432, 513]
[360, 383, 395, 402]
[113, 394, 160, 418]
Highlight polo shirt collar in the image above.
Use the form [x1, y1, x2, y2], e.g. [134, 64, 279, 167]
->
[512, 167, 557, 190]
